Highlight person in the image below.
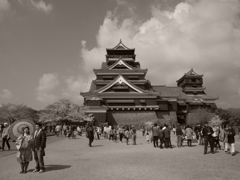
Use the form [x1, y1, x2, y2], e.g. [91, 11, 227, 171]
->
[77, 126, 82, 136]
[124, 126, 130, 145]
[0, 124, 4, 150]
[33, 123, 47, 173]
[198, 125, 204, 145]
[118, 126, 124, 143]
[172, 125, 176, 135]
[1, 122, 11, 151]
[163, 125, 171, 148]
[113, 128, 118, 142]
[86, 124, 94, 147]
[226, 125, 236, 156]
[109, 126, 114, 141]
[72, 128, 78, 139]
[181, 126, 186, 146]
[66, 126, 72, 139]
[223, 126, 229, 153]
[55, 125, 61, 137]
[146, 132, 150, 143]
[152, 124, 159, 148]
[194, 124, 201, 144]
[176, 124, 183, 147]
[212, 125, 221, 150]
[142, 126, 146, 136]
[219, 124, 226, 150]
[97, 126, 101, 139]
[158, 126, 165, 149]
[185, 125, 194, 147]
[16, 127, 33, 174]
[202, 123, 214, 154]
[63, 124, 67, 137]
[130, 125, 137, 145]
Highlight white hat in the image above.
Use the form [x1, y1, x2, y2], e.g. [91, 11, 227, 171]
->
[4, 122, 8, 125]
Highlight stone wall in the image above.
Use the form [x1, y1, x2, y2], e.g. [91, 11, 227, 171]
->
[155, 111, 177, 125]
[107, 110, 177, 127]
[107, 111, 158, 127]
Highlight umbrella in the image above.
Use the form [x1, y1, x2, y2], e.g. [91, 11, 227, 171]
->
[9, 119, 35, 140]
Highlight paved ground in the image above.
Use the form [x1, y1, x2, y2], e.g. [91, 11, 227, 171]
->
[0, 133, 240, 180]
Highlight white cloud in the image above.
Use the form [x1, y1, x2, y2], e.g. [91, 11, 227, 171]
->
[0, 89, 13, 99]
[0, 0, 11, 19]
[36, 73, 59, 104]
[62, 75, 92, 105]
[29, 0, 53, 14]
[80, 0, 240, 108]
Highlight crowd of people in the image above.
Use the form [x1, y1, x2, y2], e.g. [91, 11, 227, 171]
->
[143, 123, 237, 156]
[42, 124, 83, 139]
[0, 120, 239, 174]
[85, 124, 137, 147]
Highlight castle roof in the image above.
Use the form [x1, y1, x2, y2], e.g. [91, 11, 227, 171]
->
[106, 40, 135, 55]
[152, 86, 188, 99]
[177, 68, 203, 82]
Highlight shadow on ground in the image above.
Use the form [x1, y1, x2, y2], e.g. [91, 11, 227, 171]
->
[29, 165, 71, 172]
[91, 145, 103, 147]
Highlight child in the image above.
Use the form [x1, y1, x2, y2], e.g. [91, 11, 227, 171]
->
[146, 132, 150, 143]
[72, 128, 78, 139]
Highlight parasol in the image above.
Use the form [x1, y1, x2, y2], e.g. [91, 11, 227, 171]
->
[9, 119, 35, 140]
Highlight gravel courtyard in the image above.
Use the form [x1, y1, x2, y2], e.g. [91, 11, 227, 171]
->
[0, 132, 240, 180]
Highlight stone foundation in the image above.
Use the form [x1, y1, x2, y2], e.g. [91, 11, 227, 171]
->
[107, 110, 177, 127]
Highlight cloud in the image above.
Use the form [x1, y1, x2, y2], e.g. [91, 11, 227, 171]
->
[29, 0, 53, 14]
[0, 89, 13, 99]
[62, 76, 91, 104]
[36, 73, 59, 104]
[17, 0, 53, 14]
[0, 0, 11, 19]
[80, 0, 240, 108]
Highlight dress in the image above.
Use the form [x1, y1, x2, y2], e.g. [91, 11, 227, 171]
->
[16, 134, 33, 163]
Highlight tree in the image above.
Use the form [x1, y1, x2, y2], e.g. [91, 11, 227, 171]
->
[0, 103, 39, 124]
[39, 99, 86, 124]
[188, 108, 215, 125]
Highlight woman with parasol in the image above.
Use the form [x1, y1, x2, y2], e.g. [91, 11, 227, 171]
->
[16, 126, 34, 174]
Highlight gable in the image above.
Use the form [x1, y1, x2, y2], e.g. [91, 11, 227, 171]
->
[108, 59, 133, 70]
[95, 75, 144, 94]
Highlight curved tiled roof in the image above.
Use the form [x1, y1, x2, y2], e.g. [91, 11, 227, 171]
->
[152, 86, 188, 98]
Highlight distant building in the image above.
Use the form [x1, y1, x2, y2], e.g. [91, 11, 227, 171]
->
[80, 40, 218, 126]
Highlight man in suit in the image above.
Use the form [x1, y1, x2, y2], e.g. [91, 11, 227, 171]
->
[33, 123, 46, 173]
[163, 125, 172, 148]
[202, 123, 214, 154]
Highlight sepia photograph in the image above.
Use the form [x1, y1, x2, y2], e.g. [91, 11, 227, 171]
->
[0, 0, 240, 180]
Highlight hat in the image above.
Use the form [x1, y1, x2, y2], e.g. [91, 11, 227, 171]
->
[4, 122, 8, 125]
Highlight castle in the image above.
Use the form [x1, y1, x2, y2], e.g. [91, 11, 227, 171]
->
[80, 40, 218, 126]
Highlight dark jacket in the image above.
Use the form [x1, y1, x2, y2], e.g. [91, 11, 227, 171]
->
[152, 126, 158, 137]
[176, 127, 183, 136]
[202, 126, 213, 137]
[228, 129, 235, 144]
[164, 128, 171, 138]
[158, 129, 165, 139]
[87, 127, 94, 138]
[33, 129, 46, 149]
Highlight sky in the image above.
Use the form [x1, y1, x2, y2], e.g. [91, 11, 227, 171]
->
[0, 0, 240, 110]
